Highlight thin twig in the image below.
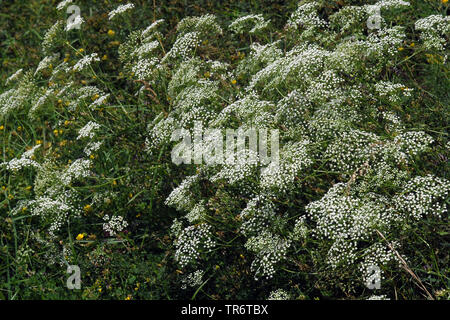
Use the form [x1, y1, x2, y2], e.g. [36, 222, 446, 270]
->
[376, 229, 434, 300]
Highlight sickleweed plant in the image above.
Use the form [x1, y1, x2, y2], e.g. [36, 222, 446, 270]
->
[0, 0, 448, 300]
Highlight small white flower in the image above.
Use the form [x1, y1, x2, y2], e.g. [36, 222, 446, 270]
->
[108, 3, 135, 20]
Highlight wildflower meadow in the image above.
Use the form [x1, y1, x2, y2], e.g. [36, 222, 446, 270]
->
[0, 0, 449, 301]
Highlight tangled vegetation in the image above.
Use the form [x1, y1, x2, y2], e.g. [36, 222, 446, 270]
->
[0, 0, 449, 300]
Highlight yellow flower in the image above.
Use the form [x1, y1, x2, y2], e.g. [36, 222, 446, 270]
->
[231, 79, 237, 85]
[410, 42, 415, 47]
[102, 54, 108, 61]
[398, 47, 404, 51]
[89, 154, 95, 159]
[125, 295, 132, 300]
[79, 48, 84, 53]
[25, 186, 32, 191]
[443, 0, 448, 4]
[81, 80, 87, 85]
[204, 72, 210, 78]
[84, 204, 91, 212]
[76, 233, 84, 241]
[53, 129, 58, 135]
[0, 125, 4, 130]
[36, 139, 42, 145]
[107, 29, 115, 36]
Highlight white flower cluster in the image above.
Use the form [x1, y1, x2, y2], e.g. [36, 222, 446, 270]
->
[325, 129, 379, 173]
[14, 189, 82, 238]
[359, 241, 400, 287]
[103, 214, 129, 236]
[393, 175, 449, 220]
[142, 19, 165, 37]
[375, 81, 412, 104]
[65, 15, 84, 31]
[268, 289, 291, 300]
[6, 68, 23, 85]
[77, 121, 100, 140]
[415, 15, 450, 51]
[60, 159, 91, 185]
[129, 2, 448, 285]
[180, 270, 204, 289]
[367, 294, 390, 300]
[35, 54, 59, 75]
[237, 42, 282, 77]
[108, 3, 135, 20]
[287, 2, 328, 31]
[133, 41, 159, 59]
[72, 53, 100, 72]
[260, 141, 312, 193]
[245, 230, 291, 279]
[89, 93, 110, 109]
[1, 144, 42, 171]
[131, 57, 159, 81]
[239, 193, 276, 236]
[177, 14, 222, 36]
[67, 86, 106, 111]
[84, 141, 103, 156]
[165, 174, 200, 212]
[366, 26, 406, 58]
[145, 114, 176, 154]
[306, 171, 449, 272]
[393, 131, 434, 157]
[42, 21, 64, 54]
[374, 0, 410, 9]
[162, 31, 200, 62]
[29, 88, 54, 120]
[56, 0, 73, 11]
[174, 224, 216, 268]
[291, 216, 308, 241]
[185, 201, 207, 223]
[229, 14, 270, 34]
[211, 149, 260, 186]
